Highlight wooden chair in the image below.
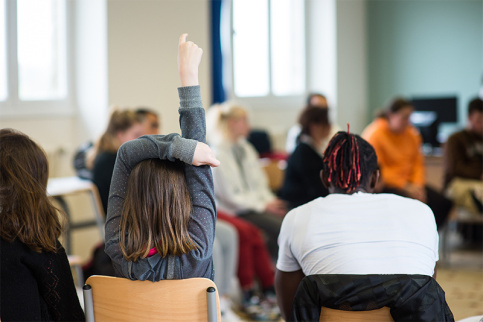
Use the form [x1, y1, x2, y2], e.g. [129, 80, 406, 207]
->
[83, 275, 221, 322]
[320, 306, 393, 321]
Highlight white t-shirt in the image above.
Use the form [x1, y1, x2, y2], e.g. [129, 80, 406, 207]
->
[277, 192, 439, 277]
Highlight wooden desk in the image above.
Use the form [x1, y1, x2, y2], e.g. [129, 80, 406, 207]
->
[47, 176, 105, 254]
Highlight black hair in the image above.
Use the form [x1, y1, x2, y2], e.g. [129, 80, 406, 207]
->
[376, 97, 413, 119]
[298, 106, 330, 136]
[322, 131, 378, 193]
[468, 97, 483, 116]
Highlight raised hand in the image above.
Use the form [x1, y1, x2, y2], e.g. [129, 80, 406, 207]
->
[193, 142, 220, 167]
[178, 33, 203, 87]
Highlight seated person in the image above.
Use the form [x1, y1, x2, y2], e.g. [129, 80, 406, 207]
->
[443, 97, 483, 215]
[90, 109, 144, 214]
[279, 106, 331, 209]
[275, 131, 440, 320]
[135, 107, 161, 135]
[207, 102, 287, 260]
[0, 129, 84, 321]
[362, 97, 452, 229]
[105, 33, 221, 281]
[285, 93, 339, 155]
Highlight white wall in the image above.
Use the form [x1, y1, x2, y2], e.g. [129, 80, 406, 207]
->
[336, 0, 367, 135]
[75, 0, 109, 142]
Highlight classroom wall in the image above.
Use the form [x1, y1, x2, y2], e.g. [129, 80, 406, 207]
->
[336, 0, 368, 135]
[107, 0, 211, 136]
[367, 0, 483, 135]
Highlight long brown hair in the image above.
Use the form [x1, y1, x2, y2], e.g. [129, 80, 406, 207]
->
[119, 159, 197, 262]
[0, 128, 63, 253]
[86, 109, 140, 168]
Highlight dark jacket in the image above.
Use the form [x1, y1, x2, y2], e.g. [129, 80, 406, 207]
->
[279, 142, 328, 209]
[0, 238, 84, 321]
[289, 274, 454, 322]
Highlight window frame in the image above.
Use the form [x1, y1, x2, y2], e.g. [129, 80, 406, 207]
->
[0, 0, 75, 118]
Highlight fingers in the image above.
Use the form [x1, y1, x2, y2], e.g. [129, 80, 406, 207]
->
[179, 33, 188, 45]
[210, 157, 221, 167]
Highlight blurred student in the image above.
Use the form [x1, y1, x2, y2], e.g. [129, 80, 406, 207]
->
[444, 97, 483, 215]
[207, 102, 287, 260]
[135, 107, 161, 135]
[362, 97, 452, 229]
[285, 93, 339, 154]
[217, 211, 280, 321]
[89, 109, 144, 214]
[0, 129, 84, 321]
[104, 33, 221, 281]
[275, 131, 442, 320]
[279, 106, 331, 209]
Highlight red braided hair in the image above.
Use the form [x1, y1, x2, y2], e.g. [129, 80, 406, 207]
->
[322, 126, 363, 193]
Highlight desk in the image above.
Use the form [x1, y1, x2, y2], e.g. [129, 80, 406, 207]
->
[47, 176, 105, 254]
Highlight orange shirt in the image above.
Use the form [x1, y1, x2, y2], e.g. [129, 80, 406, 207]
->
[362, 118, 425, 189]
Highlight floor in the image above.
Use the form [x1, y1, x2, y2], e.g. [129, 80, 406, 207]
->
[436, 235, 483, 321]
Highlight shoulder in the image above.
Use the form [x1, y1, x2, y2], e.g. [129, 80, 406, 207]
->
[379, 193, 434, 221]
[94, 151, 117, 166]
[407, 126, 422, 140]
[291, 142, 312, 156]
[446, 130, 465, 145]
[361, 118, 387, 141]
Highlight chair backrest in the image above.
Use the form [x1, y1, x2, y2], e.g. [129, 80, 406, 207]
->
[320, 306, 393, 322]
[83, 275, 221, 322]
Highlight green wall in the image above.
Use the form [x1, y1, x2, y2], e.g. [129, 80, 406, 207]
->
[367, 0, 483, 132]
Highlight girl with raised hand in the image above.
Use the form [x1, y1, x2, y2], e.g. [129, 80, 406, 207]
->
[104, 33, 220, 281]
[0, 129, 84, 321]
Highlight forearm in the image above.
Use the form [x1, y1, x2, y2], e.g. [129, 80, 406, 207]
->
[275, 269, 305, 321]
[178, 84, 216, 260]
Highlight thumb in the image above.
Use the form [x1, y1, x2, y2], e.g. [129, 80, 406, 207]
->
[209, 157, 221, 167]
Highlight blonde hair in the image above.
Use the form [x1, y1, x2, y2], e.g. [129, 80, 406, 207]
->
[87, 108, 140, 168]
[206, 101, 248, 146]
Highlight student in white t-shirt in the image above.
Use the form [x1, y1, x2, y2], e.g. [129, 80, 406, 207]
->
[275, 130, 439, 320]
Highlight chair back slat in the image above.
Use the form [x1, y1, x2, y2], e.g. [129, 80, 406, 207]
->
[85, 275, 221, 322]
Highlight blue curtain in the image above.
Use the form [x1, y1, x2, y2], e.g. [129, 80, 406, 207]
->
[210, 0, 226, 104]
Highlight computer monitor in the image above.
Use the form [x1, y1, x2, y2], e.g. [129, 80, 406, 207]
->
[410, 96, 458, 123]
[409, 96, 458, 153]
[410, 111, 439, 149]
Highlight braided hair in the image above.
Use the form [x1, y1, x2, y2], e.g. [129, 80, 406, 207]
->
[322, 128, 378, 193]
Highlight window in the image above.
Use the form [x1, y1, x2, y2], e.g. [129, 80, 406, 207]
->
[0, 0, 71, 115]
[231, 0, 305, 98]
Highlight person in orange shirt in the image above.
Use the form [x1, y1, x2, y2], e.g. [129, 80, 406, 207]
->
[362, 97, 452, 229]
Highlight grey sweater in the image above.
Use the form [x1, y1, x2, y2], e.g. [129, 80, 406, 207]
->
[104, 86, 216, 281]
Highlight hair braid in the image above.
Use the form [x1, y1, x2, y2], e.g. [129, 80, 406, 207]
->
[322, 131, 377, 193]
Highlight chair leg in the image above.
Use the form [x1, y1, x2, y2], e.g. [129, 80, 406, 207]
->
[206, 286, 218, 322]
[441, 222, 449, 265]
[83, 284, 95, 322]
